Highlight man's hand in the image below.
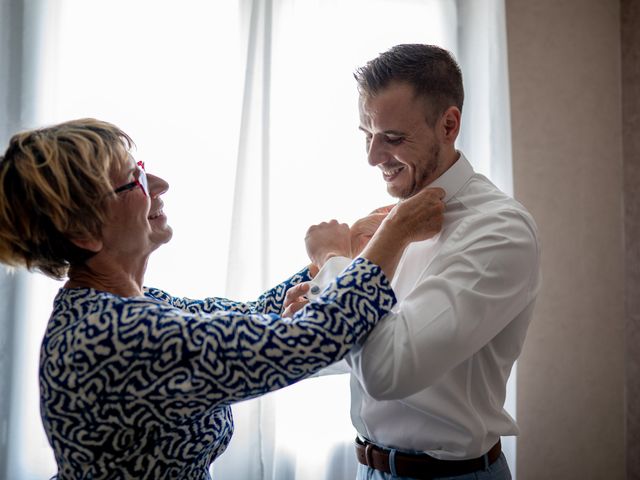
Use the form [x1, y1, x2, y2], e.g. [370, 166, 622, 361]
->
[350, 204, 395, 257]
[305, 220, 351, 268]
[282, 282, 311, 317]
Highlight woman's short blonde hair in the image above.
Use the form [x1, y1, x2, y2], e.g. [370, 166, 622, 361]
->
[0, 118, 134, 279]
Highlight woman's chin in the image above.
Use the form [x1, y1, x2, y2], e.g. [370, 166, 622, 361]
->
[160, 226, 174, 245]
[151, 225, 174, 247]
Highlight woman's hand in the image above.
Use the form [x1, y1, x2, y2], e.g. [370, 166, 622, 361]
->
[360, 188, 445, 280]
[305, 220, 351, 268]
[350, 205, 395, 257]
[308, 263, 319, 278]
[282, 282, 311, 317]
[382, 187, 445, 244]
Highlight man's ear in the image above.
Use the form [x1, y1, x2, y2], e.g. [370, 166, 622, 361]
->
[439, 106, 461, 145]
[69, 235, 103, 253]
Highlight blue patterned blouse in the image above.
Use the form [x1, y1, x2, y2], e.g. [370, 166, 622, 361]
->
[39, 258, 395, 479]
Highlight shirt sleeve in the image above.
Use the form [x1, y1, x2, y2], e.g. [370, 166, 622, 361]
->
[143, 266, 312, 315]
[84, 258, 395, 410]
[348, 210, 541, 400]
[304, 258, 359, 377]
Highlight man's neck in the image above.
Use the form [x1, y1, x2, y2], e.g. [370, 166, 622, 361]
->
[411, 148, 460, 197]
[434, 148, 460, 181]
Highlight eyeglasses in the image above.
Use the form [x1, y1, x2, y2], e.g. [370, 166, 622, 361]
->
[113, 161, 149, 197]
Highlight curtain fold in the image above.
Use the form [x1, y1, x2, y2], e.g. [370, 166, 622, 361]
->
[0, 270, 22, 480]
[0, 13, 23, 476]
[456, 0, 516, 473]
[215, 1, 275, 478]
[456, 0, 514, 196]
[225, 0, 273, 298]
[1, 1, 48, 478]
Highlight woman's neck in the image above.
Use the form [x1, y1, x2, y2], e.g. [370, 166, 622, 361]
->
[65, 254, 147, 297]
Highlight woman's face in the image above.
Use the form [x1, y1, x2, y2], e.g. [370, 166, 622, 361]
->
[101, 155, 173, 261]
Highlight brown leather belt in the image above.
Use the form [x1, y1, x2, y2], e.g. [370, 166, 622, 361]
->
[355, 437, 502, 479]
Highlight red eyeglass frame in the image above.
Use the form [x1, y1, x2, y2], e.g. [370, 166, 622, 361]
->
[113, 161, 149, 197]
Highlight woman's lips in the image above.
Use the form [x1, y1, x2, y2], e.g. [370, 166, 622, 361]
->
[148, 209, 164, 220]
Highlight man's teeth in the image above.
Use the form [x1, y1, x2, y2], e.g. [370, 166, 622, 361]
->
[149, 210, 162, 219]
[383, 167, 404, 176]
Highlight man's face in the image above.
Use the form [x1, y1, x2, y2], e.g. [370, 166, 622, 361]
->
[359, 82, 441, 199]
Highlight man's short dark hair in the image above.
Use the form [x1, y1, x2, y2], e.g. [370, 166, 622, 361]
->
[354, 44, 464, 126]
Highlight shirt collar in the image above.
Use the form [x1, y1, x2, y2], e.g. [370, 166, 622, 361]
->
[427, 151, 475, 203]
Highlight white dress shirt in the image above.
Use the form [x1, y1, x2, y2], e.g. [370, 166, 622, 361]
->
[314, 152, 541, 460]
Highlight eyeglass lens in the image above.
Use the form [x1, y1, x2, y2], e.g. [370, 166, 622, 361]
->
[136, 161, 149, 196]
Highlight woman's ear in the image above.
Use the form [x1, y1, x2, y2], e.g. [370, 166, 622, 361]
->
[69, 236, 103, 253]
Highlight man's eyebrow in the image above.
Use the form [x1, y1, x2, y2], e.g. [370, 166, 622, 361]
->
[358, 126, 406, 137]
[382, 129, 405, 137]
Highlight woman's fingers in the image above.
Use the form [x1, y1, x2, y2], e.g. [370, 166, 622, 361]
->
[282, 299, 309, 318]
[308, 263, 319, 278]
[284, 282, 311, 309]
[370, 204, 396, 215]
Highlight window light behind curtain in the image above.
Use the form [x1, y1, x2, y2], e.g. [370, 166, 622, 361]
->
[2, 0, 513, 479]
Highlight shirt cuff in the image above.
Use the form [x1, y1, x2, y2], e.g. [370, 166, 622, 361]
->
[306, 256, 353, 301]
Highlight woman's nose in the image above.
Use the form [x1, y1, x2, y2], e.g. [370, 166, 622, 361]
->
[147, 173, 169, 198]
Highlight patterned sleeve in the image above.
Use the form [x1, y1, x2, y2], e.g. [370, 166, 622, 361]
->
[144, 266, 312, 315]
[77, 258, 395, 409]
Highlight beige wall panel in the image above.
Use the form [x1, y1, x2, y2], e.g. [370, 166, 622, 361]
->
[506, 0, 625, 478]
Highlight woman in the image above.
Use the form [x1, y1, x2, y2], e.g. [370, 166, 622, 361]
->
[0, 119, 444, 479]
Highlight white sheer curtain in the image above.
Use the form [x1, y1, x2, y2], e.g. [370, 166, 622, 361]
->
[217, 1, 515, 479]
[4, 2, 247, 478]
[1, 1, 514, 479]
[455, 0, 516, 472]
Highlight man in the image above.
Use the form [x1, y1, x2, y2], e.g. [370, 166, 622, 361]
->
[295, 44, 541, 479]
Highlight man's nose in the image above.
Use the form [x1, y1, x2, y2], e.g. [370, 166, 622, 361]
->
[147, 173, 169, 198]
[367, 135, 388, 167]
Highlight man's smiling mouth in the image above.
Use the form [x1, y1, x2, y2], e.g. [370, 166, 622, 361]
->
[382, 166, 405, 181]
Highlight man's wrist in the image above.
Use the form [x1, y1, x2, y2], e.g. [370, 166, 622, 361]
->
[320, 252, 352, 267]
[306, 256, 354, 301]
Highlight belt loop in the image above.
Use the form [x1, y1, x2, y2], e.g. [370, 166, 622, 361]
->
[389, 449, 398, 476]
[482, 451, 489, 470]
